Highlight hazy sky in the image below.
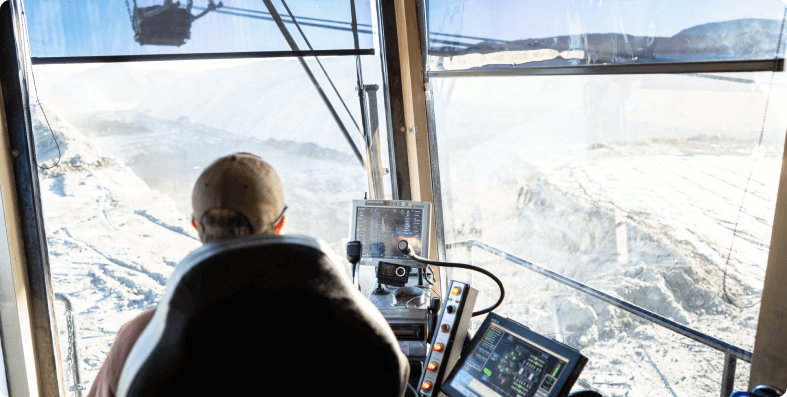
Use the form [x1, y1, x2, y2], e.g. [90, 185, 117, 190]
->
[22, 0, 787, 60]
[429, 0, 787, 41]
[23, 0, 374, 58]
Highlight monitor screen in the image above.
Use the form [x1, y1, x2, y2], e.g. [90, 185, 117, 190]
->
[442, 314, 586, 397]
[354, 206, 424, 259]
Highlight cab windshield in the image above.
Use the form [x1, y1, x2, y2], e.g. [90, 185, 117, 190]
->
[24, 0, 388, 391]
[15, 0, 787, 395]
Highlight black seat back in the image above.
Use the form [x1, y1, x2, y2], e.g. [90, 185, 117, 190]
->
[117, 234, 409, 396]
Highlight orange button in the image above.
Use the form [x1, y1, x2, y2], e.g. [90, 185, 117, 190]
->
[427, 362, 438, 371]
[441, 324, 451, 333]
[421, 382, 432, 390]
[451, 286, 461, 295]
[433, 343, 444, 351]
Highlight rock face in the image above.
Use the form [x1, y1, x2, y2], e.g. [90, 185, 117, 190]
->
[429, 67, 784, 393]
[32, 102, 364, 392]
[33, 107, 201, 390]
[30, 58, 377, 392]
[445, 136, 775, 395]
[31, 55, 780, 396]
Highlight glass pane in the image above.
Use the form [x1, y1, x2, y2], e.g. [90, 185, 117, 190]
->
[22, 0, 373, 59]
[427, 0, 787, 72]
[35, 55, 377, 389]
[450, 248, 754, 396]
[434, 71, 787, 394]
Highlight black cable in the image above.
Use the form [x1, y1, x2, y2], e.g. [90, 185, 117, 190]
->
[219, 5, 373, 28]
[280, 0, 363, 135]
[260, 0, 364, 166]
[398, 241, 504, 317]
[198, 7, 373, 34]
[425, 267, 436, 285]
[21, 15, 61, 170]
[422, 259, 504, 316]
[407, 382, 419, 397]
[430, 287, 441, 300]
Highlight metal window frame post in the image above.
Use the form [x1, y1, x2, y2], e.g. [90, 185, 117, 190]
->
[2, 2, 66, 396]
[721, 353, 737, 397]
[363, 84, 386, 199]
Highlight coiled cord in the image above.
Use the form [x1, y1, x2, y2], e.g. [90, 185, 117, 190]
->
[397, 240, 505, 316]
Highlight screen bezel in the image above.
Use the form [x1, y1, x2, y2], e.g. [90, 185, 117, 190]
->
[349, 199, 432, 269]
[441, 313, 585, 397]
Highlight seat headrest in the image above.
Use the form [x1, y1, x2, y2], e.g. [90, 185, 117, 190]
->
[117, 234, 409, 396]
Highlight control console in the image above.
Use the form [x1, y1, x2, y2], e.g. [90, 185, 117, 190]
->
[419, 281, 478, 396]
[368, 282, 431, 362]
[349, 199, 436, 365]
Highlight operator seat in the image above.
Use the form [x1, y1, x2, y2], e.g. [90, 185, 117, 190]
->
[116, 234, 409, 397]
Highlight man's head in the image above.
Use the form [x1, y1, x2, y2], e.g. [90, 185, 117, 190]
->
[191, 153, 285, 242]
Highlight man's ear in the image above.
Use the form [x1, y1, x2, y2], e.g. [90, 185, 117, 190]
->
[275, 215, 286, 235]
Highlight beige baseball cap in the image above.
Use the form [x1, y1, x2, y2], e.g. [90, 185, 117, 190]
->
[192, 153, 285, 235]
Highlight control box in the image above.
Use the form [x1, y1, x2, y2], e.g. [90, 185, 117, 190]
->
[419, 281, 478, 396]
[441, 313, 588, 397]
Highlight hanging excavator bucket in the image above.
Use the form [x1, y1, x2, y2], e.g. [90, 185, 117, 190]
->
[131, 0, 222, 46]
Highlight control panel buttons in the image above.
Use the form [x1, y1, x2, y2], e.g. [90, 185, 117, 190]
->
[395, 267, 406, 277]
[418, 281, 478, 397]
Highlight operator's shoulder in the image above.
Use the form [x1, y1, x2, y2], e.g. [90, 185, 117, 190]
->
[118, 309, 155, 339]
[313, 239, 390, 328]
[315, 238, 351, 272]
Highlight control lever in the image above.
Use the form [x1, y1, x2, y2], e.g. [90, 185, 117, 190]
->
[428, 297, 441, 340]
[346, 241, 362, 291]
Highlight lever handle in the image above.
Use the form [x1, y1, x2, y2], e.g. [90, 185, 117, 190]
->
[397, 240, 413, 256]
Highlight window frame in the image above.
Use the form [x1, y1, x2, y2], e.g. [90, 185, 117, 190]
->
[418, 0, 787, 394]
